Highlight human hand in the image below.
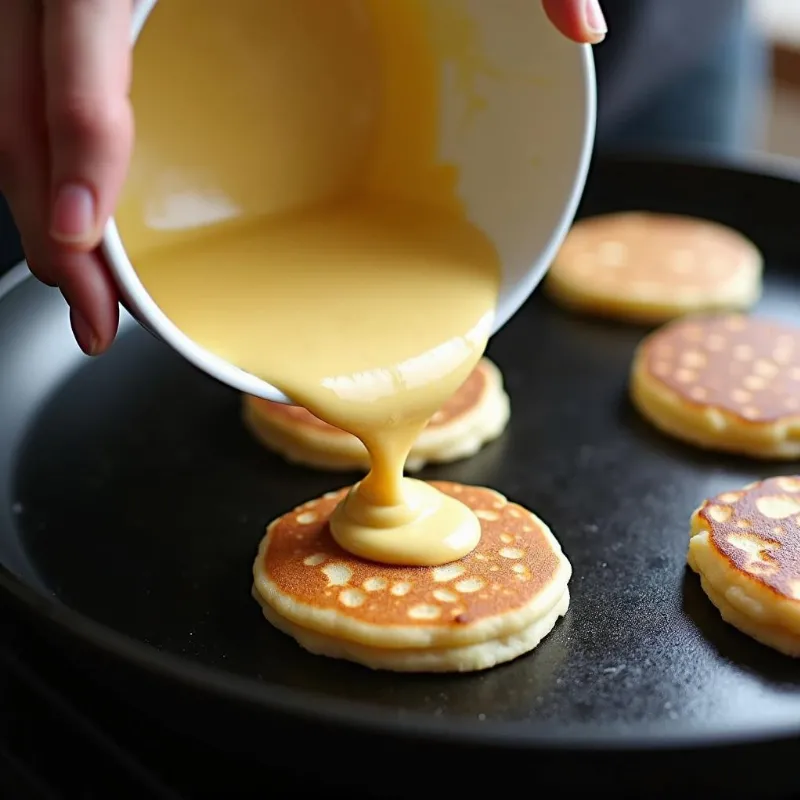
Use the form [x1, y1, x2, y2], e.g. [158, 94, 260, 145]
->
[0, 0, 133, 356]
[542, 0, 607, 44]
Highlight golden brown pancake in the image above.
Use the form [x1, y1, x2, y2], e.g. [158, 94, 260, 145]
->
[688, 476, 800, 656]
[242, 357, 510, 471]
[630, 314, 800, 459]
[545, 212, 762, 323]
[252, 482, 571, 671]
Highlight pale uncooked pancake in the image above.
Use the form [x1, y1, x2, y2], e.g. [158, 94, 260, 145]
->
[688, 476, 800, 657]
[630, 314, 800, 459]
[545, 212, 762, 323]
[252, 482, 572, 672]
[242, 358, 510, 472]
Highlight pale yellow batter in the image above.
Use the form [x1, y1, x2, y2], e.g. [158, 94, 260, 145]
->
[117, 0, 502, 566]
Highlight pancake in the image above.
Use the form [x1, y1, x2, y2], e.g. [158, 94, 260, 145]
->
[688, 476, 800, 657]
[252, 482, 572, 672]
[545, 212, 762, 323]
[242, 357, 510, 472]
[630, 314, 800, 459]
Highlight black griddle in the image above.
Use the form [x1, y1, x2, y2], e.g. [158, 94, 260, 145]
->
[1, 156, 800, 796]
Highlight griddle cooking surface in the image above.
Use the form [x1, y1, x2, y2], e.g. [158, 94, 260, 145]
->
[1, 157, 800, 751]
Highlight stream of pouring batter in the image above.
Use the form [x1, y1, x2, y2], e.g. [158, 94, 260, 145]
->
[115, 0, 501, 566]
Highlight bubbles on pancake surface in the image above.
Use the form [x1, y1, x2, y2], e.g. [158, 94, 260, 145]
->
[695, 476, 800, 597]
[642, 314, 800, 423]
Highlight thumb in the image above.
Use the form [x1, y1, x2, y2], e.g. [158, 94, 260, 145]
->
[542, 0, 607, 45]
[43, 0, 134, 250]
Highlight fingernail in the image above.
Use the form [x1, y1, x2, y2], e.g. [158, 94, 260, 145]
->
[584, 0, 607, 37]
[51, 183, 96, 244]
[70, 308, 100, 356]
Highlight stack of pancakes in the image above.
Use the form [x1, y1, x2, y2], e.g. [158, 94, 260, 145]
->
[689, 477, 800, 657]
[253, 482, 572, 672]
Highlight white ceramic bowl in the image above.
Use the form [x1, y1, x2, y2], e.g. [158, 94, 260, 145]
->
[103, 0, 596, 404]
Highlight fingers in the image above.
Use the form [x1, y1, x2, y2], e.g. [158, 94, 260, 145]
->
[0, 0, 122, 354]
[542, 0, 607, 44]
[0, 0, 125, 354]
[37, 0, 132, 353]
[59, 250, 121, 354]
[7, 174, 121, 354]
[0, 1, 56, 285]
[43, 0, 134, 250]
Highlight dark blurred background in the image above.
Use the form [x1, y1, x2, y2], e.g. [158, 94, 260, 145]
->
[0, 0, 799, 279]
[593, 0, 800, 160]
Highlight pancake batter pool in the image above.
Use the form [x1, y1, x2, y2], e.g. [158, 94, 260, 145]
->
[115, 0, 502, 566]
